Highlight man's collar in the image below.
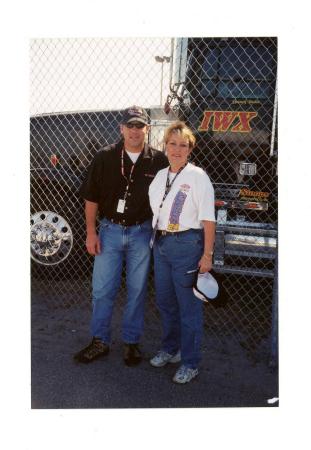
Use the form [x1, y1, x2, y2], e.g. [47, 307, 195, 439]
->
[117, 141, 152, 160]
[142, 143, 152, 159]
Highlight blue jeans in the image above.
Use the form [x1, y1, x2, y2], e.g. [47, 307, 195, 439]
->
[90, 217, 152, 344]
[153, 229, 204, 369]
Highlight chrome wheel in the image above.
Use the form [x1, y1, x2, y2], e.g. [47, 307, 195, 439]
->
[31, 211, 73, 265]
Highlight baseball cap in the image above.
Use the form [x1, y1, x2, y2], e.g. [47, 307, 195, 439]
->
[122, 106, 149, 125]
[193, 269, 228, 307]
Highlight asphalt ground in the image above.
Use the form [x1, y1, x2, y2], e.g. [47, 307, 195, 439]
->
[31, 294, 278, 409]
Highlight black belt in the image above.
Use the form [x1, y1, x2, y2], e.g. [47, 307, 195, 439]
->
[105, 217, 145, 227]
[156, 228, 201, 238]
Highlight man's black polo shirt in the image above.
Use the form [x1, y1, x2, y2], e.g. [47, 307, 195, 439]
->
[80, 140, 168, 225]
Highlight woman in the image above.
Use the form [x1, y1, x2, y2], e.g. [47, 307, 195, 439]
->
[148, 121, 216, 384]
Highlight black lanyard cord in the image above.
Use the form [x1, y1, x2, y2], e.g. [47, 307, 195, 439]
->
[159, 164, 186, 209]
[149, 164, 187, 249]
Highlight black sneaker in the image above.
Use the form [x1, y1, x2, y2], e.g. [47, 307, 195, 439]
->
[123, 343, 142, 366]
[73, 338, 109, 363]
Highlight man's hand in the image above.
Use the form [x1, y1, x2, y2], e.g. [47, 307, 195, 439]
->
[86, 232, 101, 255]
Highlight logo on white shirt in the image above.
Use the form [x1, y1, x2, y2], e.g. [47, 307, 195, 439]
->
[167, 186, 191, 231]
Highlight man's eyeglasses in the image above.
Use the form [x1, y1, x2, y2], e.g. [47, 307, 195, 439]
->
[125, 122, 146, 129]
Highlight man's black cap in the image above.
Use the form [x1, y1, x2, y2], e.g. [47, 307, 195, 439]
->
[122, 106, 149, 125]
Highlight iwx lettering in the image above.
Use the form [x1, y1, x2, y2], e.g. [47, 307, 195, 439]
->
[199, 110, 258, 133]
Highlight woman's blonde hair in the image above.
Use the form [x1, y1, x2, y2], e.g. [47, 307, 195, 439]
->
[163, 121, 196, 149]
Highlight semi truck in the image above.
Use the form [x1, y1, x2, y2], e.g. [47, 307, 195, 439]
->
[164, 37, 278, 278]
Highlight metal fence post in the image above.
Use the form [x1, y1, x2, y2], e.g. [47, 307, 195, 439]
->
[269, 251, 278, 368]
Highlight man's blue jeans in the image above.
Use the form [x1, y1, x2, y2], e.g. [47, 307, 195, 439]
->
[90, 218, 152, 344]
[153, 229, 204, 369]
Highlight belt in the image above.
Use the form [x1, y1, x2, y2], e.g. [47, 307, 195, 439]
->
[105, 217, 144, 227]
[156, 228, 200, 238]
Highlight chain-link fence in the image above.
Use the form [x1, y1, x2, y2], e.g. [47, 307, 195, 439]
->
[30, 37, 278, 362]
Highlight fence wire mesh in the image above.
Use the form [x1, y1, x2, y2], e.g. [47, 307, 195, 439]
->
[30, 37, 278, 360]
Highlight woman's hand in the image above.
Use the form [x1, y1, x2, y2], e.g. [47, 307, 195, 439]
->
[198, 255, 212, 273]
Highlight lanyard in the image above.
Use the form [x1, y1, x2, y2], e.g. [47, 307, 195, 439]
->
[149, 164, 186, 248]
[159, 165, 185, 209]
[121, 148, 136, 201]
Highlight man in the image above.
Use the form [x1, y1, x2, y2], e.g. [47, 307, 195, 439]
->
[74, 106, 168, 366]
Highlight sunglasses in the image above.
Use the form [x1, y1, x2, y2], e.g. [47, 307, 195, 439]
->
[125, 122, 146, 129]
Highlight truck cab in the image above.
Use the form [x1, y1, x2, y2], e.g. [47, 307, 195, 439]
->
[167, 37, 278, 278]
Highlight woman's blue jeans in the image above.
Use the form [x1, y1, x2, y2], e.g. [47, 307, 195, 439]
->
[90, 217, 152, 344]
[153, 229, 204, 369]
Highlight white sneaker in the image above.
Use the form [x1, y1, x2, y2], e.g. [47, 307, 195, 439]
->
[173, 365, 199, 384]
[150, 350, 181, 367]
